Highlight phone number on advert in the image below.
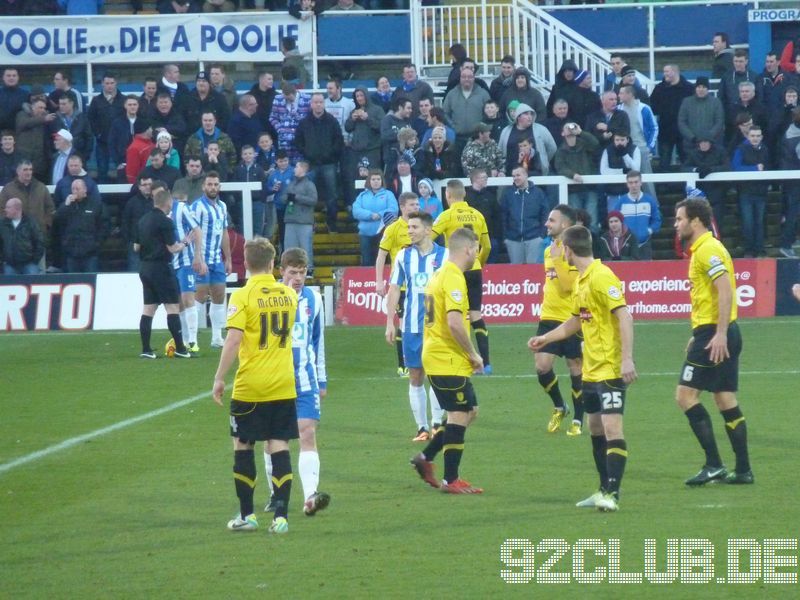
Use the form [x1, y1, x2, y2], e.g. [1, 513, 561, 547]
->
[482, 303, 525, 318]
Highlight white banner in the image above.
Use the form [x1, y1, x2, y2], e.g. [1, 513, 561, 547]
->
[0, 12, 311, 65]
[749, 8, 800, 23]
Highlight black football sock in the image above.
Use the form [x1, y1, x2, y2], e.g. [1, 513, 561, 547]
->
[139, 314, 153, 353]
[422, 426, 445, 462]
[442, 424, 466, 484]
[591, 434, 608, 492]
[166, 313, 186, 352]
[269, 449, 292, 520]
[685, 404, 723, 468]
[721, 406, 750, 474]
[537, 370, 565, 409]
[605, 439, 628, 496]
[471, 319, 490, 366]
[571, 374, 584, 424]
[395, 332, 405, 369]
[233, 449, 257, 517]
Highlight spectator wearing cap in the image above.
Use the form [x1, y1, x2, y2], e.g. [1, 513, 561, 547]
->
[15, 96, 54, 183]
[48, 92, 93, 162]
[108, 95, 143, 182]
[0, 197, 45, 275]
[421, 126, 459, 180]
[151, 130, 181, 170]
[417, 177, 443, 219]
[499, 67, 546, 120]
[615, 65, 650, 104]
[185, 71, 230, 133]
[87, 72, 126, 183]
[498, 102, 557, 176]
[388, 155, 418, 199]
[569, 70, 601, 131]
[461, 122, 503, 176]
[649, 64, 694, 169]
[682, 136, 730, 231]
[554, 121, 600, 231]
[352, 169, 398, 266]
[678, 76, 725, 155]
[597, 210, 639, 261]
[51, 129, 77, 186]
[442, 66, 492, 166]
[125, 120, 155, 183]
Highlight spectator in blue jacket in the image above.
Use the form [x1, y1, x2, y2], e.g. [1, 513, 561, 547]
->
[266, 150, 294, 248]
[610, 170, 662, 259]
[351, 169, 398, 266]
[500, 166, 550, 264]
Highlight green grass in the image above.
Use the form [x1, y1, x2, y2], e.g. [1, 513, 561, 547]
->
[1, 320, 798, 598]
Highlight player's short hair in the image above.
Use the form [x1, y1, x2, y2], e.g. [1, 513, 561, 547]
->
[204, 171, 220, 181]
[449, 227, 478, 252]
[281, 247, 308, 269]
[552, 204, 577, 225]
[408, 211, 434, 228]
[245, 237, 276, 271]
[153, 188, 171, 209]
[446, 179, 465, 200]
[398, 191, 418, 206]
[562, 225, 593, 257]
[676, 198, 713, 229]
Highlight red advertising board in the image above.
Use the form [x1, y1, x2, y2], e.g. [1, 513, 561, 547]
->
[334, 260, 776, 326]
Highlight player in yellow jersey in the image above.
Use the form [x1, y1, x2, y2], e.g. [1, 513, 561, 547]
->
[535, 204, 584, 435]
[410, 228, 485, 494]
[674, 198, 752, 486]
[529, 226, 637, 511]
[212, 238, 299, 534]
[376, 192, 419, 378]
[432, 179, 493, 373]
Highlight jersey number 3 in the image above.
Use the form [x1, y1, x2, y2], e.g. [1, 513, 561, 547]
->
[259, 311, 291, 350]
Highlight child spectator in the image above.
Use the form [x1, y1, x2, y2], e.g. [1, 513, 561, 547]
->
[417, 178, 443, 219]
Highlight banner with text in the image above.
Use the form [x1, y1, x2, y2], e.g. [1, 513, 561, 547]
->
[0, 13, 310, 65]
[334, 259, 776, 326]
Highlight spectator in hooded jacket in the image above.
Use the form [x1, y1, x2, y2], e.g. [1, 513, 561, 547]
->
[352, 169, 398, 266]
[499, 67, 546, 122]
[597, 210, 639, 261]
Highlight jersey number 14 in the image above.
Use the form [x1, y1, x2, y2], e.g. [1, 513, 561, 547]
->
[259, 311, 291, 350]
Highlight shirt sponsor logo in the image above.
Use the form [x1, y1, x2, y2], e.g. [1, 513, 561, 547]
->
[451, 289, 463, 303]
[608, 286, 621, 300]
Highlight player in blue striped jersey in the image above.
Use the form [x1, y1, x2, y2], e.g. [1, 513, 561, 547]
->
[385, 212, 448, 441]
[170, 191, 206, 353]
[264, 247, 330, 517]
[190, 172, 232, 348]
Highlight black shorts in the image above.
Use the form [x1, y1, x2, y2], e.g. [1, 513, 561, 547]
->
[536, 320, 582, 359]
[464, 269, 482, 311]
[583, 379, 627, 415]
[229, 399, 299, 443]
[679, 322, 742, 393]
[427, 375, 478, 412]
[139, 261, 180, 305]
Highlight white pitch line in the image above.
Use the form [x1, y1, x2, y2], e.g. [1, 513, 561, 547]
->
[0, 390, 210, 476]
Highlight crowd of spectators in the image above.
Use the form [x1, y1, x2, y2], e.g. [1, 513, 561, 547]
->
[3, 28, 800, 274]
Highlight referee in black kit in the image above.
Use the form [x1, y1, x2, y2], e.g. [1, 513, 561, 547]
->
[135, 187, 192, 359]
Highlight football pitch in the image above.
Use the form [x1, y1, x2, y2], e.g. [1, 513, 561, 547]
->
[2, 319, 798, 598]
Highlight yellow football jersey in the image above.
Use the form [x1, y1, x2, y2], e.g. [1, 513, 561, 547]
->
[379, 218, 411, 265]
[431, 201, 491, 270]
[541, 239, 578, 322]
[227, 274, 298, 402]
[688, 231, 737, 329]
[572, 260, 627, 382]
[422, 260, 472, 377]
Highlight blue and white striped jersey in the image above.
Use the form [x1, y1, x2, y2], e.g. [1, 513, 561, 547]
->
[170, 200, 200, 269]
[292, 286, 327, 395]
[390, 243, 448, 334]
[191, 195, 229, 265]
